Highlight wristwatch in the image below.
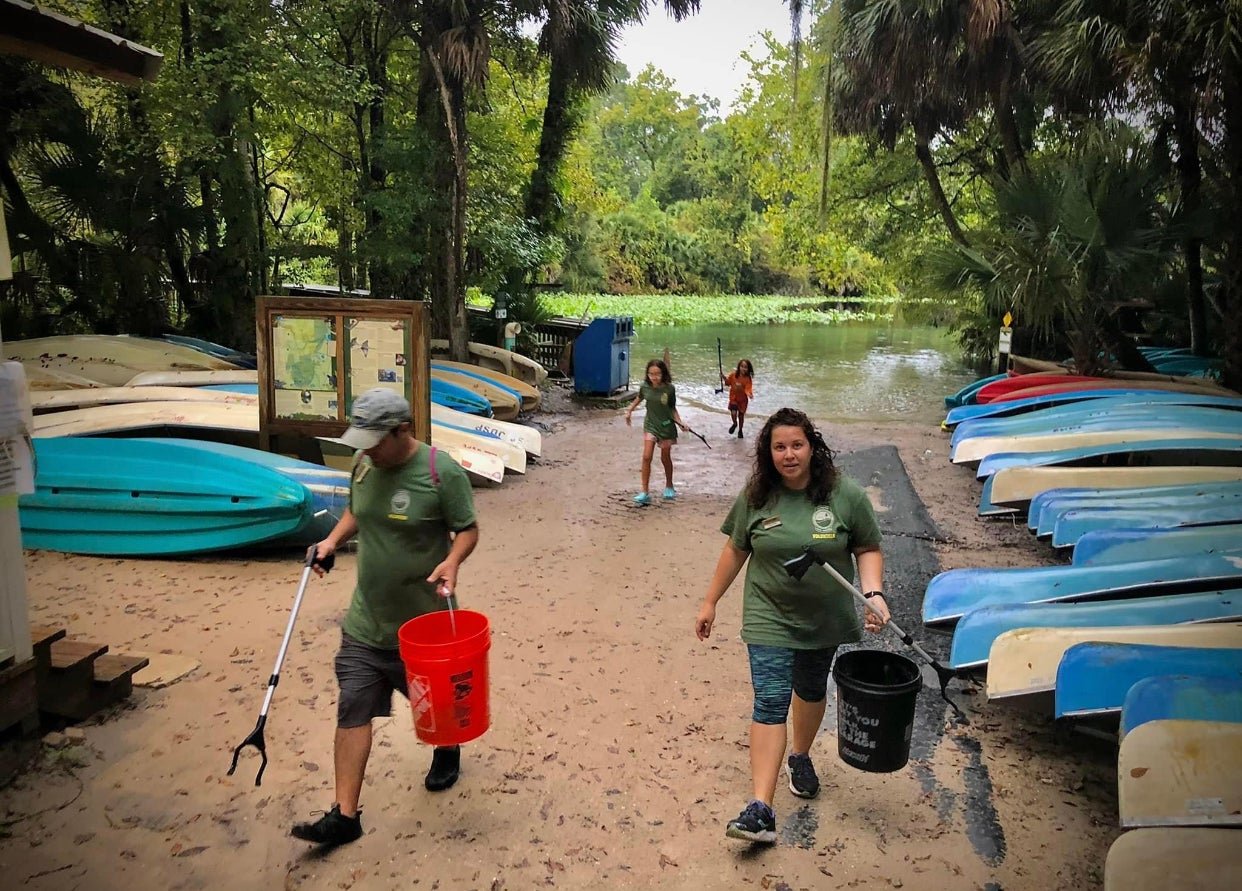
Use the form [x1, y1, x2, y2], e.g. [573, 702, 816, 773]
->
[864, 591, 884, 599]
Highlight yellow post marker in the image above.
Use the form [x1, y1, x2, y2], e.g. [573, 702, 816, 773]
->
[998, 312, 1014, 374]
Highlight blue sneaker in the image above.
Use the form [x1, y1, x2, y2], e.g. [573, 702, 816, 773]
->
[633, 492, 652, 505]
[662, 487, 676, 500]
[725, 799, 776, 843]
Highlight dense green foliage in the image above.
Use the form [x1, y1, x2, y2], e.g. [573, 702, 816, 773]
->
[1, 1, 1240, 386]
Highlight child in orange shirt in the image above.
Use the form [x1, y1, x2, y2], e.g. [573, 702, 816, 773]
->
[722, 359, 754, 438]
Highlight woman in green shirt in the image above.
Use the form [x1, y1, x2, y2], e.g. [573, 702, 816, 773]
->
[624, 358, 688, 505]
[695, 407, 891, 844]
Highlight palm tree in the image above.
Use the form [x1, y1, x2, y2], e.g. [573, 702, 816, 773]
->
[1030, 0, 1211, 356]
[525, 1, 700, 238]
[925, 132, 1177, 374]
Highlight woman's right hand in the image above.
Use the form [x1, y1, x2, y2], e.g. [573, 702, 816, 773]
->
[695, 602, 716, 640]
[312, 540, 336, 577]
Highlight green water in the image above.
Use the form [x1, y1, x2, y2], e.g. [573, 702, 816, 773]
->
[628, 323, 976, 425]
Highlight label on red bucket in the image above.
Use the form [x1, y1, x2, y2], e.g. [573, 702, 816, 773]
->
[451, 669, 475, 728]
[409, 673, 435, 734]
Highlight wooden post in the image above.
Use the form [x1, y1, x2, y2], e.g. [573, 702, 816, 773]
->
[0, 205, 33, 667]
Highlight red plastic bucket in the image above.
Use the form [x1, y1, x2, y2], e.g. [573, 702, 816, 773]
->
[397, 609, 491, 746]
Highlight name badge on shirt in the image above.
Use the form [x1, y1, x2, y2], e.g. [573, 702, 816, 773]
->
[762, 516, 782, 530]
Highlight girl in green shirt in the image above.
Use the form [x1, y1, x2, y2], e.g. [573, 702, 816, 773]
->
[624, 359, 688, 505]
[695, 407, 891, 843]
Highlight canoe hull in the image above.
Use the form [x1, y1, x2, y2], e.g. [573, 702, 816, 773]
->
[1054, 643, 1242, 718]
[1118, 720, 1242, 827]
[949, 590, 1242, 670]
[19, 438, 313, 555]
[986, 624, 1242, 701]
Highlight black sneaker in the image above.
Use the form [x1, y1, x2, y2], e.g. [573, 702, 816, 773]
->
[737, 430, 744, 439]
[728, 422, 737, 434]
[425, 745, 460, 791]
[291, 805, 362, 846]
[725, 799, 777, 843]
[787, 753, 820, 799]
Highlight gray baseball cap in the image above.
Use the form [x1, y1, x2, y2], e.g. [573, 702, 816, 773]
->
[340, 388, 412, 450]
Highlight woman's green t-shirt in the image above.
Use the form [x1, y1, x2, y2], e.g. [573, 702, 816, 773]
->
[721, 477, 882, 649]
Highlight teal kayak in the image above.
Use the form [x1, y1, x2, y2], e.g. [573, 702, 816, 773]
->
[20, 438, 314, 555]
[132, 439, 350, 546]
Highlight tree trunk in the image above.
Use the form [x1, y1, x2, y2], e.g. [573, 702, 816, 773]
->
[1170, 93, 1208, 355]
[913, 128, 969, 247]
[418, 11, 470, 363]
[362, 16, 392, 298]
[526, 49, 580, 234]
[1221, 45, 1242, 392]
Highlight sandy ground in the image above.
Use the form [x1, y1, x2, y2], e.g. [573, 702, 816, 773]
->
[0, 387, 1121, 890]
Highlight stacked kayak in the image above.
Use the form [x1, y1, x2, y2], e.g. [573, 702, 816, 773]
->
[19, 438, 317, 555]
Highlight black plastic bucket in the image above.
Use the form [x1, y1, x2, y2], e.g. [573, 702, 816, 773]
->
[832, 649, 923, 773]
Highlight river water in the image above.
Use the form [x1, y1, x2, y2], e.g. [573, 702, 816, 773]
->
[627, 323, 977, 426]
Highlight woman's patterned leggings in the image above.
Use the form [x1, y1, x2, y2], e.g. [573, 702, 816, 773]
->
[746, 644, 839, 725]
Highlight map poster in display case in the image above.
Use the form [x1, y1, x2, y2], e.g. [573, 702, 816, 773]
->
[255, 296, 430, 452]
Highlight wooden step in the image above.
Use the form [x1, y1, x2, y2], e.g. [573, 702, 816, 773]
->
[28, 625, 66, 672]
[49, 639, 108, 671]
[93, 654, 149, 685]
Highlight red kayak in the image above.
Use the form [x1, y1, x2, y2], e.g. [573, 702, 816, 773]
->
[989, 378, 1233, 403]
[975, 373, 1095, 403]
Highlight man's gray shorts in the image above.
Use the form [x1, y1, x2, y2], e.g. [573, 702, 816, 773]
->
[335, 632, 409, 728]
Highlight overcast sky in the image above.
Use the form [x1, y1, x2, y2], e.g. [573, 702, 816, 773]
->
[612, 1, 794, 113]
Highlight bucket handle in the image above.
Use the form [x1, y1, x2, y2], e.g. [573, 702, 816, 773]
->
[782, 549, 968, 725]
[443, 589, 458, 638]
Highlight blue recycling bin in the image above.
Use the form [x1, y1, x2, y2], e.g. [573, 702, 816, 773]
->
[573, 316, 634, 395]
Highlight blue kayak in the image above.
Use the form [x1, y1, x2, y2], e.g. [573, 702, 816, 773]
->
[20, 438, 314, 555]
[1052, 502, 1242, 548]
[944, 389, 1242, 428]
[159, 334, 258, 369]
[1055, 643, 1242, 718]
[431, 362, 522, 404]
[1120, 675, 1242, 737]
[1073, 525, 1242, 566]
[133, 439, 350, 545]
[430, 378, 493, 416]
[1031, 483, 1242, 536]
[945, 373, 1007, 408]
[949, 589, 1242, 670]
[975, 437, 1242, 479]
[952, 403, 1242, 448]
[201, 383, 260, 394]
[193, 379, 493, 417]
[921, 551, 1242, 627]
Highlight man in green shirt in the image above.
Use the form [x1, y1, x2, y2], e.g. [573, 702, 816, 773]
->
[292, 388, 479, 847]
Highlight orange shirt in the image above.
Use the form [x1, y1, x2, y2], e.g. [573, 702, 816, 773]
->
[725, 372, 753, 404]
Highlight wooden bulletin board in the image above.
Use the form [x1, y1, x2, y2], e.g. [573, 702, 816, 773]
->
[255, 296, 431, 450]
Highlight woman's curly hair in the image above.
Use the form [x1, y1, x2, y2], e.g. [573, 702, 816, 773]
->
[745, 407, 838, 508]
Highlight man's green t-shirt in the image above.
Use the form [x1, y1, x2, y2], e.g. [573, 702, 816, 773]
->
[344, 446, 477, 649]
[721, 477, 882, 649]
[639, 383, 678, 440]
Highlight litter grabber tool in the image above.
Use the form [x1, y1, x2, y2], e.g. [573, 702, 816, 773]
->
[715, 337, 725, 394]
[228, 545, 335, 786]
[782, 549, 968, 725]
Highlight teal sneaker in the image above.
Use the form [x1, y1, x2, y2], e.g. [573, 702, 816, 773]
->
[633, 492, 652, 505]
[662, 487, 676, 500]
